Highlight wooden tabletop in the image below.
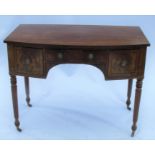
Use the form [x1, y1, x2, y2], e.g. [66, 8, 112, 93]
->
[4, 24, 150, 47]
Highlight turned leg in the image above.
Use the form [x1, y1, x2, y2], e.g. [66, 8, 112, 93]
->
[126, 79, 133, 110]
[10, 75, 22, 132]
[131, 78, 143, 137]
[24, 77, 32, 107]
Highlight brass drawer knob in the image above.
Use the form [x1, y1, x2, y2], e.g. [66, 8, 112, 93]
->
[25, 58, 30, 65]
[57, 52, 63, 59]
[120, 60, 128, 67]
[88, 53, 94, 60]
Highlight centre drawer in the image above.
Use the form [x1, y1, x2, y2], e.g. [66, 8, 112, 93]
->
[45, 49, 108, 64]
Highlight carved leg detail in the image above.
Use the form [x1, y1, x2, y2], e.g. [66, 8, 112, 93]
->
[126, 79, 133, 110]
[24, 77, 32, 107]
[11, 75, 22, 132]
[131, 78, 143, 137]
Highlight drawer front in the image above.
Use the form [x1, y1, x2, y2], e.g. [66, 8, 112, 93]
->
[108, 51, 138, 77]
[46, 49, 108, 64]
[15, 47, 43, 76]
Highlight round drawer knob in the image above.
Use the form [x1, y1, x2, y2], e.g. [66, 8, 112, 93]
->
[25, 58, 30, 65]
[120, 60, 128, 67]
[57, 52, 63, 59]
[88, 53, 94, 60]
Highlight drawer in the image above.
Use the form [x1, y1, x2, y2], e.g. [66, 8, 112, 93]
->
[108, 51, 138, 77]
[46, 49, 108, 64]
[15, 47, 44, 76]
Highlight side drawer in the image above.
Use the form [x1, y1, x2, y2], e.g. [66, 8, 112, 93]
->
[15, 47, 44, 76]
[108, 50, 138, 78]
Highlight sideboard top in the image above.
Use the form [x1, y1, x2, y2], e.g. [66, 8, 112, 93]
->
[4, 24, 150, 47]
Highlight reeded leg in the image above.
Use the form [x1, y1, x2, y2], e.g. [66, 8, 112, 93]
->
[24, 77, 32, 107]
[126, 79, 133, 110]
[10, 75, 22, 132]
[131, 78, 143, 137]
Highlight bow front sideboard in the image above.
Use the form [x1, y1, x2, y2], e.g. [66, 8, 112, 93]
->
[4, 24, 150, 137]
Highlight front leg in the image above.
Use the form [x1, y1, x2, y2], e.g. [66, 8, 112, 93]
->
[10, 75, 22, 132]
[131, 78, 143, 137]
[24, 77, 32, 107]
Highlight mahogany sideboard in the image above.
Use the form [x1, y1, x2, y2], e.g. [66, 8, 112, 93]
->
[4, 24, 150, 137]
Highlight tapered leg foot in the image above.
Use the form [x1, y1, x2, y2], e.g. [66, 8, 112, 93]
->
[131, 78, 143, 137]
[14, 116, 22, 132]
[26, 98, 32, 107]
[17, 127, 22, 132]
[24, 77, 32, 107]
[127, 105, 131, 111]
[126, 79, 133, 111]
[28, 103, 32, 107]
[15, 122, 22, 132]
[131, 124, 137, 137]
